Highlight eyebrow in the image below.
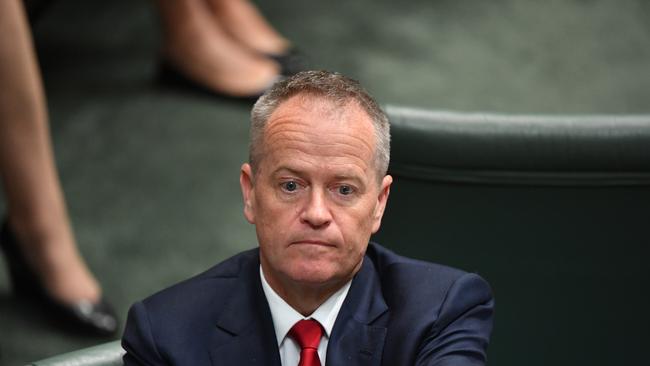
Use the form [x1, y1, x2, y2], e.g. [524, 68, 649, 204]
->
[272, 166, 303, 177]
[333, 174, 364, 184]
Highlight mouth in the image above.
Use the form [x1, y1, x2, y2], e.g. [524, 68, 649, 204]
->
[290, 240, 335, 247]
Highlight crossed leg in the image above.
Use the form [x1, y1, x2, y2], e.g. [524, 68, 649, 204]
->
[0, 0, 101, 305]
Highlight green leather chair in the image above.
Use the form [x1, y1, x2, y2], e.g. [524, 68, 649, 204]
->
[30, 341, 123, 366]
[373, 106, 650, 366]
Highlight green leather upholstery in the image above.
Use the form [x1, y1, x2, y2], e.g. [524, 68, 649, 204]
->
[30, 341, 123, 366]
[386, 106, 650, 185]
[373, 106, 650, 366]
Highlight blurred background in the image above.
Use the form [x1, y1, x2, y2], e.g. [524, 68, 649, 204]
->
[0, 0, 649, 365]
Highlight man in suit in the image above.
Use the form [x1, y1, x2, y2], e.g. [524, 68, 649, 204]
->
[122, 70, 494, 366]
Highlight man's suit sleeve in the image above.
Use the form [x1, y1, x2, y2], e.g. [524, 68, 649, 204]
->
[416, 272, 495, 366]
[122, 301, 168, 366]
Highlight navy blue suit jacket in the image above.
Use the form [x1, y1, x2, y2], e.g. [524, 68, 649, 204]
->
[122, 243, 494, 365]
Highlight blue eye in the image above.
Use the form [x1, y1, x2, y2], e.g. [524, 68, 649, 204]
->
[338, 185, 353, 195]
[282, 181, 298, 192]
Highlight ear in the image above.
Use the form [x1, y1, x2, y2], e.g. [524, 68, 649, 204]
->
[371, 175, 392, 233]
[240, 163, 256, 224]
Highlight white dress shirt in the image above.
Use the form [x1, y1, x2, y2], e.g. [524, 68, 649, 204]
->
[260, 266, 352, 366]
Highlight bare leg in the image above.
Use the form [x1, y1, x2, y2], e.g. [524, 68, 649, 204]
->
[155, 0, 280, 96]
[206, 0, 290, 55]
[0, 0, 100, 304]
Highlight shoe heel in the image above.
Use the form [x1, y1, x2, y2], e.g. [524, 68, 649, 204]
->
[0, 220, 119, 336]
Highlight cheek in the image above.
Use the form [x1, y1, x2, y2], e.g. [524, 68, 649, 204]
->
[335, 205, 376, 247]
[255, 187, 283, 218]
[357, 198, 379, 226]
[255, 191, 300, 237]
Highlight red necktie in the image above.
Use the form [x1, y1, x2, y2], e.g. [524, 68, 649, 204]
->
[289, 319, 323, 366]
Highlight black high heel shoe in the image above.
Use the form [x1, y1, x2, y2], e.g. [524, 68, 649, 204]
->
[0, 220, 118, 337]
[157, 59, 282, 103]
[265, 47, 307, 76]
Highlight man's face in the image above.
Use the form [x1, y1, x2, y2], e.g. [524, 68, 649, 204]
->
[240, 95, 392, 292]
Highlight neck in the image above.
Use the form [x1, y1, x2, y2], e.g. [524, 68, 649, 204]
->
[261, 267, 350, 316]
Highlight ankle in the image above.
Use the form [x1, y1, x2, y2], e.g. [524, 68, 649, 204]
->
[7, 212, 73, 251]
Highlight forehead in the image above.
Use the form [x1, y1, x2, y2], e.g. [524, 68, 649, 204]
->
[260, 95, 377, 174]
[269, 94, 372, 128]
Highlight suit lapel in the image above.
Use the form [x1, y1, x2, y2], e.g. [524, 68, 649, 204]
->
[326, 257, 389, 366]
[208, 250, 281, 366]
[207, 250, 389, 366]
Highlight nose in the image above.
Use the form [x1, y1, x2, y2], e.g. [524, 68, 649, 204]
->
[299, 188, 332, 229]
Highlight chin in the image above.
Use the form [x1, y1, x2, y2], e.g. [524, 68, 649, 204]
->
[287, 263, 341, 286]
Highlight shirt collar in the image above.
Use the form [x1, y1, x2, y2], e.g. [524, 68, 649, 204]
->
[260, 265, 352, 346]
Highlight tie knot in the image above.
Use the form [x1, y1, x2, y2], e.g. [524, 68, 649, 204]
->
[289, 319, 323, 350]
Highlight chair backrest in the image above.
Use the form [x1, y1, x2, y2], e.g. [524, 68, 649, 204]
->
[372, 106, 650, 366]
[30, 341, 124, 366]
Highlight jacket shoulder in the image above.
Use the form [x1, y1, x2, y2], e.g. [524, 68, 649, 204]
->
[139, 247, 259, 315]
[366, 242, 490, 308]
[364, 243, 494, 365]
[366, 242, 467, 283]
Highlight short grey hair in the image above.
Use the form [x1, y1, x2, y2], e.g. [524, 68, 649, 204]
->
[249, 70, 390, 179]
